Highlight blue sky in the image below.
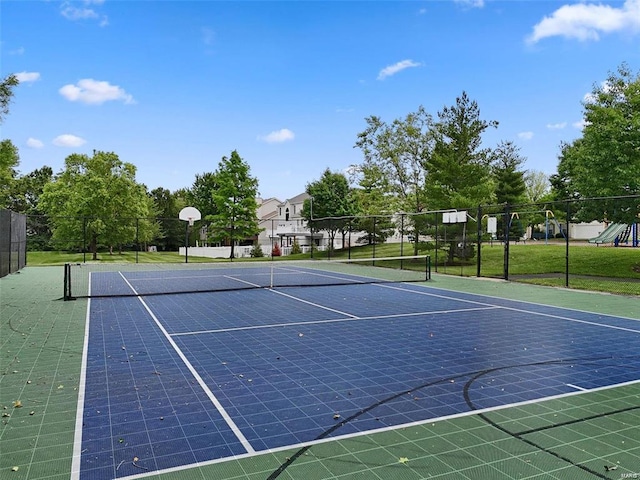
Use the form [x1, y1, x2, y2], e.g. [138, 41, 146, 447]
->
[2, 0, 639, 201]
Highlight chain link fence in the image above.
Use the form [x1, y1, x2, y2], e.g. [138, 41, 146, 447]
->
[18, 195, 640, 295]
[0, 209, 27, 277]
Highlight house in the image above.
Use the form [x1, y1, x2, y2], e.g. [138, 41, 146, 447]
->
[181, 193, 338, 258]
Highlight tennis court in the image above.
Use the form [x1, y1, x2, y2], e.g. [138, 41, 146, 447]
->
[2, 262, 640, 480]
[66, 260, 640, 480]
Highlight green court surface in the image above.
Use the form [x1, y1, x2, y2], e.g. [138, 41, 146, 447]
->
[1, 266, 639, 480]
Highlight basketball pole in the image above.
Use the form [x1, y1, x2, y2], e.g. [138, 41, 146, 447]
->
[185, 220, 189, 263]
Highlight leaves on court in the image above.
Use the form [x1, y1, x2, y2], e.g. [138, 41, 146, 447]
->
[398, 457, 409, 464]
[12, 400, 22, 408]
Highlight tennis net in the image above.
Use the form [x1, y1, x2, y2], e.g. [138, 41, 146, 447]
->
[63, 255, 431, 300]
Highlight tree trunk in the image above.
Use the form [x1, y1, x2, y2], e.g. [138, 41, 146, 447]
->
[91, 235, 98, 261]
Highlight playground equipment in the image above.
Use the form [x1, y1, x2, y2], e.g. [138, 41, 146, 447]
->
[588, 223, 639, 247]
[544, 210, 566, 243]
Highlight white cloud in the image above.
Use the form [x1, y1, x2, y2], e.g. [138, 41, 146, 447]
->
[60, 1, 108, 26]
[9, 47, 25, 55]
[527, 0, 640, 43]
[15, 71, 41, 83]
[518, 131, 534, 140]
[257, 128, 295, 143]
[53, 134, 86, 147]
[454, 0, 485, 8]
[59, 79, 135, 105]
[377, 59, 422, 80]
[26, 138, 44, 149]
[546, 122, 567, 130]
[573, 119, 590, 130]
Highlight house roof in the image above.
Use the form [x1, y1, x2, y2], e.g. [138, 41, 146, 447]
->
[279, 192, 309, 206]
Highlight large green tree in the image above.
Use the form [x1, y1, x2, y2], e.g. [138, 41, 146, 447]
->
[551, 63, 640, 223]
[492, 140, 527, 241]
[427, 91, 497, 209]
[354, 106, 435, 252]
[427, 92, 497, 261]
[187, 172, 219, 219]
[0, 139, 20, 208]
[302, 169, 359, 252]
[206, 150, 261, 259]
[350, 164, 395, 245]
[40, 151, 156, 259]
[150, 187, 185, 251]
[9, 166, 53, 250]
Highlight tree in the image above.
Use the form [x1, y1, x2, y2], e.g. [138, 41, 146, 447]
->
[40, 151, 156, 259]
[427, 92, 498, 261]
[492, 141, 527, 205]
[302, 169, 359, 252]
[1, 74, 19, 124]
[9, 166, 53, 250]
[551, 63, 640, 223]
[206, 150, 261, 259]
[150, 187, 184, 251]
[0, 139, 20, 208]
[524, 170, 550, 203]
[354, 106, 435, 252]
[491, 141, 527, 241]
[427, 91, 498, 209]
[350, 165, 395, 245]
[187, 172, 219, 219]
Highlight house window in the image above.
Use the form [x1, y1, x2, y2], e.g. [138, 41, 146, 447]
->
[293, 205, 296, 214]
[285, 208, 290, 221]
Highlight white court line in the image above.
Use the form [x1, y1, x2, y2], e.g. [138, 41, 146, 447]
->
[377, 283, 640, 335]
[118, 272, 255, 454]
[409, 280, 640, 322]
[116, 377, 640, 480]
[268, 288, 360, 318]
[70, 275, 93, 480]
[566, 383, 588, 391]
[171, 306, 499, 337]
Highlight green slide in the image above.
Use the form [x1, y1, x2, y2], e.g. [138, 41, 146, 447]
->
[588, 223, 628, 244]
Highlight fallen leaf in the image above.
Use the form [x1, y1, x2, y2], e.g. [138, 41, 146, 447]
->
[13, 400, 22, 408]
[11, 466, 19, 472]
[399, 457, 409, 464]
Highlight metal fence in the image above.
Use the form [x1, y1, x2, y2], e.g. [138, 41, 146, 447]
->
[0, 209, 27, 278]
[20, 194, 640, 296]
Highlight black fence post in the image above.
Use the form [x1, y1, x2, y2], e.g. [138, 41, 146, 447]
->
[434, 214, 439, 273]
[565, 200, 570, 288]
[503, 203, 510, 281]
[400, 214, 405, 269]
[372, 217, 377, 260]
[83, 217, 87, 263]
[477, 205, 482, 278]
[348, 219, 352, 260]
[136, 218, 139, 264]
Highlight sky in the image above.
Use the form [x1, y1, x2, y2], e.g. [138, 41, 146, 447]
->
[2, 0, 639, 201]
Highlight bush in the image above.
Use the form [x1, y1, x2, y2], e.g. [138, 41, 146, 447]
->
[271, 243, 281, 257]
[250, 243, 264, 257]
[291, 239, 302, 254]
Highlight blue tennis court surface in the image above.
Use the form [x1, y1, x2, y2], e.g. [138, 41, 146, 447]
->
[74, 271, 640, 480]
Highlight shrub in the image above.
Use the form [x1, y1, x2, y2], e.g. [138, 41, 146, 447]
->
[291, 239, 302, 255]
[250, 243, 264, 257]
[271, 243, 281, 257]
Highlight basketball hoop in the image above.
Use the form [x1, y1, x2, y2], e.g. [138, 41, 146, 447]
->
[179, 207, 202, 263]
[179, 206, 202, 225]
